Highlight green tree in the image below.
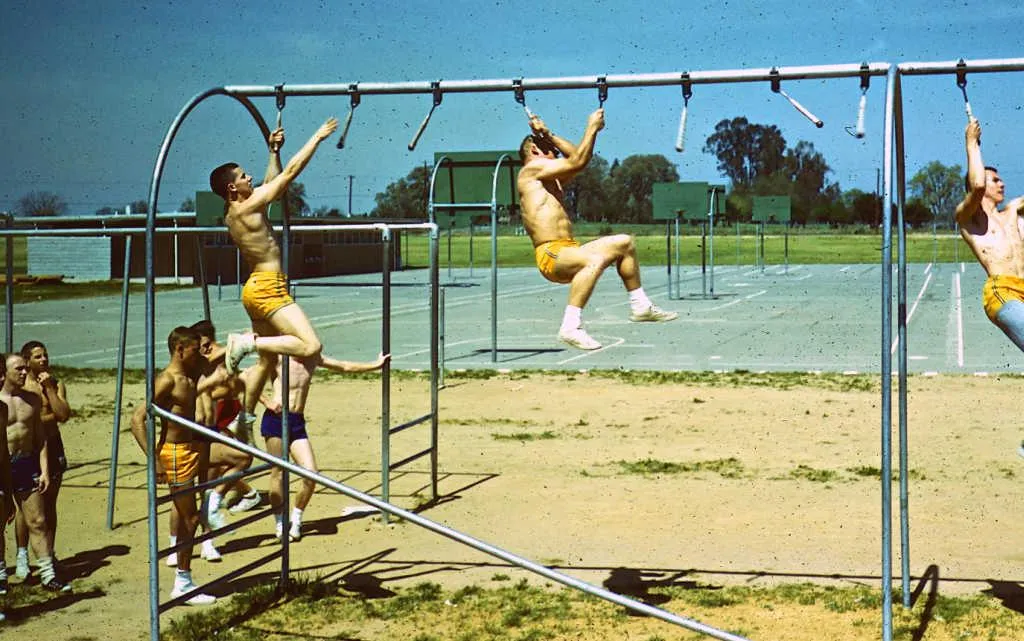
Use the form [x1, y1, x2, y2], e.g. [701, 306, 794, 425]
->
[373, 165, 430, 219]
[130, 200, 148, 214]
[703, 117, 787, 188]
[564, 154, 610, 221]
[179, 197, 195, 212]
[904, 198, 932, 228]
[18, 191, 68, 216]
[909, 161, 962, 230]
[606, 154, 679, 222]
[95, 206, 119, 216]
[844, 189, 882, 227]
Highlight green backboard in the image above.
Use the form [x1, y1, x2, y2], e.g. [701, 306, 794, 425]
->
[431, 151, 521, 228]
[653, 182, 725, 221]
[195, 191, 283, 226]
[751, 195, 791, 223]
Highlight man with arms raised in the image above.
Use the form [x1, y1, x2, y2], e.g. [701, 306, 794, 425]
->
[517, 108, 677, 350]
[208, 117, 338, 419]
[1, 353, 69, 592]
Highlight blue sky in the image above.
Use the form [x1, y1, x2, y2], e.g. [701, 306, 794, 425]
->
[2, 0, 1023, 215]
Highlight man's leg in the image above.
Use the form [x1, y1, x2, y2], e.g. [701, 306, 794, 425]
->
[13, 509, 29, 578]
[44, 474, 61, 559]
[286, 438, 318, 542]
[550, 237, 628, 350]
[992, 301, 1024, 458]
[14, 491, 67, 592]
[227, 304, 322, 375]
[169, 488, 215, 604]
[0, 495, 8, 594]
[263, 436, 288, 540]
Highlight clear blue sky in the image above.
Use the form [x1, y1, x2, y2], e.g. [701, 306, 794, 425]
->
[2, 0, 1023, 216]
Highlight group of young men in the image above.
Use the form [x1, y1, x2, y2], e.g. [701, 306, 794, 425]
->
[0, 341, 72, 601]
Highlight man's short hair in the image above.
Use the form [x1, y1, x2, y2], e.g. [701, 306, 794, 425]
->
[518, 135, 536, 163]
[19, 340, 46, 359]
[167, 326, 200, 356]
[965, 165, 1000, 193]
[209, 163, 240, 200]
[190, 320, 216, 341]
[518, 135, 560, 163]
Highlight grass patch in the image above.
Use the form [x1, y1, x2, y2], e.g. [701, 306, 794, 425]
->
[787, 465, 842, 483]
[616, 457, 745, 479]
[492, 430, 557, 442]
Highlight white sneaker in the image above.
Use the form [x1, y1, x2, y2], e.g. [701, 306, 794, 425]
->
[201, 540, 222, 562]
[289, 520, 302, 542]
[14, 554, 29, 579]
[170, 583, 216, 606]
[1018, 440, 1024, 459]
[275, 522, 284, 541]
[224, 333, 256, 375]
[558, 327, 602, 350]
[629, 304, 679, 322]
[207, 505, 228, 531]
[229, 491, 262, 513]
[166, 551, 178, 567]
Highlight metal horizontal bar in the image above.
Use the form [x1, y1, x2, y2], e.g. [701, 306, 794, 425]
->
[0, 222, 438, 237]
[898, 58, 1024, 76]
[149, 404, 751, 641]
[431, 202, 493, 210]
[388, 413, 433, 436]
[8, 212, 195, 225]
[157, 462, 272, 505]
[223, 62, 889, 99]
[388, 447, 432, 472]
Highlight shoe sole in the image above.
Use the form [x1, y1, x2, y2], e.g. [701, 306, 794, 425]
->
[558, 336, 601, 350]
[224, 335, 241, 375]
[629, 314, 679, 322]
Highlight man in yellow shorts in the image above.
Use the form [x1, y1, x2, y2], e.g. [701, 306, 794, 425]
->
[130, 326, 215, 605]
[209, 117, 344, 420]
[954, 118, 1024, 457]
[517, 108, 677, 350]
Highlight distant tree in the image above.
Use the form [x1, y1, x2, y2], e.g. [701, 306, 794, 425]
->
[703, 117, 787, 188]
[845, 190, 882, 227]
[130, 200, 148, 214]
[373, 165, 430, 219]
[904, 198, 933, 228]
[95, 206, 119, 216]
[179, 197, 195, 212]
[286, 182, 309, 216]
[909, 161, 962, 229]
[563, 154, 610, 221]
[18, 191, 68, 217]
[606, 154, 679, 222]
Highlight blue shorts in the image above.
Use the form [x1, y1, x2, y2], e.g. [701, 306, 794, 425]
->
[47, 433, 68, 478]
[260, 411, 309, 442]
[10, 453, 41, 494]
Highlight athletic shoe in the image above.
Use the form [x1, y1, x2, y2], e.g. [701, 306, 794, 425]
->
[275, 522, 284, 542]
[207, 506, 228, 531]
[629, 305, 679, 322]
[289, 520, 302, 542]
[14, 554, 30, 579]
[166, 551, 178, 567]
[201, 540, 222, 562]
[1018, 440, 1024, 459]
[42, 578, 72, 594]
[170, 584, 216, 606]
[224, 333, 256, 375]
[229, 491, 262, 513]
[0, 577, 8, 595]
[558, 327, 602, 350]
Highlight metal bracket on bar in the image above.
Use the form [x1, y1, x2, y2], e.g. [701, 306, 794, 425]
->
[408, 80, 443, 151]
[956, 59, 974, 120]
[597, 76, 608, 106]
[337, 83, 360, 149]
[513, 77, 534, 118]
[274, 83, 286, 130]
[675, 73, 693, 152]
[769, 67, 824, 128]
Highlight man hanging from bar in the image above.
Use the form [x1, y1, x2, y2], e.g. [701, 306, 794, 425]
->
[517, 108, 677, 350]
[954, 117, 1024, 456]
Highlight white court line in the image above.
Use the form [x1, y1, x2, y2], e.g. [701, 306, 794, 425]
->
[953, 271, 964, 368]
[890, 268, 933, 355]
[700, 290, 767, 313]
[557, 336, 627, 365]
[923, 262, 933, 275]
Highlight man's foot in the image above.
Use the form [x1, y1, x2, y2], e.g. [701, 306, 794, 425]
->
[170, 584, 216, 606]
[166, 551, 178, 567]
[207, 504, 228, 531]
[558, 327, 602, 351]
[289, 520, 302, 543]
[1018, 440, 1024, 459]
[0, 576, 8, 595]
[201, 540, 222, 562]
[42, 578, 72, 594]
[275, 522, 284, 542]
[229, 491, 262, 513]
[629, 304, 679, 322]
[225, 333, 256, 375]
[15, 553, 30, 579]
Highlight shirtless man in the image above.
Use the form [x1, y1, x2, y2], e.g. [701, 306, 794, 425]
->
[208, 117, 339, 419]
[261, 351, 388, 542]
[0, 353, 69, 592]
[130, 327, 215, 605]
[0, 358, 14, 598]
[14, 341, 70, 580]
[517, 108, 677, 350]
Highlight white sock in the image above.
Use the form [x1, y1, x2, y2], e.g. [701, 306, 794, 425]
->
[175, 569, 192, 588]
[38, 556, 56, 584]
[628, 287, 651, 312]
[209, 491, 223, 512]
[169, 535, 177, 547]
[275, 514, 283, 527]
[561, 305, 583, 332]
[291, 507, 303, 524]
[16, 547, 28, 561]
[0, 561, 7, 580]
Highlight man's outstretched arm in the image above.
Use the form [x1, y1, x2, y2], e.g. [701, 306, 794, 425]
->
[529, 115, 578, 157]
[248, 117, 338, 211]
[955, 119, 986, 226]
[526, 108, 605, 183]
[263, 128, 284, 185]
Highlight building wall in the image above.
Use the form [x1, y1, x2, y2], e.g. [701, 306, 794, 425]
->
[28, 236, 111, 281]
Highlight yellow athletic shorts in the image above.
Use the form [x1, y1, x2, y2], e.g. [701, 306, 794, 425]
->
[158, 441, 199, 487]
[534, 239, 579, 284]
[982, 274, 1024, 322]
[241, 271, 294, 320]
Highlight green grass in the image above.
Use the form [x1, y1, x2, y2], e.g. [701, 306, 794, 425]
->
[492, 430, 558, 442]
[402, 228, 972, 268]
[616, 457, 746, 478]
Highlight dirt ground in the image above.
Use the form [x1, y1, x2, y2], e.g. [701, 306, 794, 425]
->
[4, 372, 1023, 640]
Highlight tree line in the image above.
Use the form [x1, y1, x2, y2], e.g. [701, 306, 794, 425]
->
[11, 116, 968, 229]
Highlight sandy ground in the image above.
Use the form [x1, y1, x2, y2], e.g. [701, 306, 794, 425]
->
[3, 372, 1023, 640]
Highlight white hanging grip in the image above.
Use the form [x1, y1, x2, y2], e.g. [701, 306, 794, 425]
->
[337, 85, 360, 149]
[675, 104, 688, 152]
[855, 92, 867, 138]
[780, 88, 824, 128]
[408, 81, 443, 152]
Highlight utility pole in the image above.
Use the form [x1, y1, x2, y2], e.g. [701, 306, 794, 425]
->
[347, 175, 354, 216]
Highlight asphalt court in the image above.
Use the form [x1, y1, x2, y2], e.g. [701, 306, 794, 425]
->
[9, 261, 1024, 374]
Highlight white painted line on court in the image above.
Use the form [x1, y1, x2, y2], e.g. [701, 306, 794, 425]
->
[16, 321, 62, 326]
[890, 269, 933, 354]
[924, 263, 933, 275]
[699, 290, 767, 313]
[953, 271, 964, 368]
[909, 355, 928, 360]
